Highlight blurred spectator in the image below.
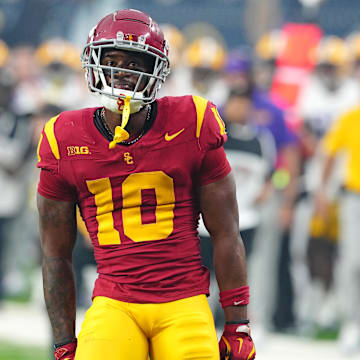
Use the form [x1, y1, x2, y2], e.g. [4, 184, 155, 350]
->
[182, 34, 228, 105]
[199, 84, 277, 332]
[157, 24, 189, 97]
[315, 106, 360, 355]
[346, 31, 360, 82]
[291, 35, 360, 334]
[8, 45, 43, 116]
[223, 87, 276, 255]
[222, 49, 300, 333]
[0, 44, 34, 300]
[297, 36, 360, 139]
[35, 38, 97, 110]
[222, 48, 254, 96]
[254, 30, 285, 92]
[2, 104, 63, 305]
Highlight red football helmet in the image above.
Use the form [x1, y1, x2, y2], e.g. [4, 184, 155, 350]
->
[81, 9, 170, 113]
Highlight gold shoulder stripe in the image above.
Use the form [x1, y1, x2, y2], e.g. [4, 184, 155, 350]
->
[44, 115, 60, 160]
[192, 95, 208, 138]
[36, 133, 43, 163]
[247, 345, 256, 360]
[211, 107, 226, 135]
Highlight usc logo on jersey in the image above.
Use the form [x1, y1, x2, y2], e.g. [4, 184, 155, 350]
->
[123, 152, 134, 164]
[67, 146, 90, 156]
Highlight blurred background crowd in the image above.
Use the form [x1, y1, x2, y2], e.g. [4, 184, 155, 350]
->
[1, 0, 360, 358]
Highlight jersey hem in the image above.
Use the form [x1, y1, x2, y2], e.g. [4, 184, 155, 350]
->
[92, 288, 210, 304]
[92, 276, 210, 304]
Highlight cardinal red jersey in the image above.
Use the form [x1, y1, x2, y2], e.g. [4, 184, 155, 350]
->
[37, 95, 230, 303]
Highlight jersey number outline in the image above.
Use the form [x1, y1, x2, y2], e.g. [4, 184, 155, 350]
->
[86, 171, 175, 245]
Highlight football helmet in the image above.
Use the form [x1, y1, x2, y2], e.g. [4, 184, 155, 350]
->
[183, 36, 226, 70]
[36, 38, 81, 71]
[346, 32, 360, 61]
[81, 9, 170, 114]
[314, 36, 350, 66]
[255, 30, 285, 61]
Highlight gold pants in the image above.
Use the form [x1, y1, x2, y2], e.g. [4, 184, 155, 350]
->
[75, 294, 219, 360]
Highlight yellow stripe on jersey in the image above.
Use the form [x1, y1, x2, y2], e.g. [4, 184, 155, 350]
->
[86, 177, 121, 246]
[237, 337, 244, 353]
[36, 133, 43, 163]
[192, 95, 208, 138]
[211, 107, 226, 135]
[221, 336, 231, 352]
[44, 115, 60, 160]
[248, 345, 256, 360]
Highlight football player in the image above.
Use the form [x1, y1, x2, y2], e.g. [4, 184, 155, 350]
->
[37, 9, 255, 360]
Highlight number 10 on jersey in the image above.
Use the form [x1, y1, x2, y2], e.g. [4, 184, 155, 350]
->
[86, 171, 175, 245]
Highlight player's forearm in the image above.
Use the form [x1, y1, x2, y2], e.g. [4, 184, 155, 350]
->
[42, 256, 76, 344]
[281, 144, 300, 206]
[213, 235, 248, 321]
[320, 153, 335, 189]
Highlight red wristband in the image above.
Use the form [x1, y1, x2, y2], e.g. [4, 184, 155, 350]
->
[219, 285, 250, 308]
[54, 339, 77, 360]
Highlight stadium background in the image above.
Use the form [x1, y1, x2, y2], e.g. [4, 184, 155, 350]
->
[0, 0, 360, 359]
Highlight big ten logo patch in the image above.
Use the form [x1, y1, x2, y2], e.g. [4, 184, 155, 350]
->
[67, 146, 90, 156]
[123, 152, 134, 164]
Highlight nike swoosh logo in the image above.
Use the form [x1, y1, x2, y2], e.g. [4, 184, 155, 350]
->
[233, 300, 245, 305]
[165, 128, 185, 141]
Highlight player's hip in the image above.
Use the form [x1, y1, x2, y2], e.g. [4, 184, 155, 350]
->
[76, 294, 219, 360]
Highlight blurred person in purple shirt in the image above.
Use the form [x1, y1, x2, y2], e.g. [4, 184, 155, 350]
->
[221, 50, 301, 335]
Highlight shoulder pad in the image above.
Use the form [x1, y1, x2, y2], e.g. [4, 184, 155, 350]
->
[37, 114, 61, 172]
[37, 108, 96, 170]
[192, 95, 227, 150]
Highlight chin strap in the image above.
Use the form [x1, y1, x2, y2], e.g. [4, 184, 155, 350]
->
[109, 96, 131, 149]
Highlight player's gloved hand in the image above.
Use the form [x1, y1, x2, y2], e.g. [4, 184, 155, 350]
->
[219, 323, 256, 360]
[54, 339, 77, 360]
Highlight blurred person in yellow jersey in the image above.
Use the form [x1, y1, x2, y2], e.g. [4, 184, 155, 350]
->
[290, 36, 360, 333]
[315, 106, 360, 355]
[297, 36, 360, 138]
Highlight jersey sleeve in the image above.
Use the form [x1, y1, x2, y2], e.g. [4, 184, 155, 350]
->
[36, 115, 60, 173]
[36, 114, 77, 202]
[192, 96, 230, 185]
[192, 95, 227, 151]
[38, 169, 77, 202]
[198, 147, 231, 186]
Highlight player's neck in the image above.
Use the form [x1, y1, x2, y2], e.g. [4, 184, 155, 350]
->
[103, 106, 150, 136]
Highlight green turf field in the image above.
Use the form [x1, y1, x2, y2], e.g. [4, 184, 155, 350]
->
[0, 341, 49, 360]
